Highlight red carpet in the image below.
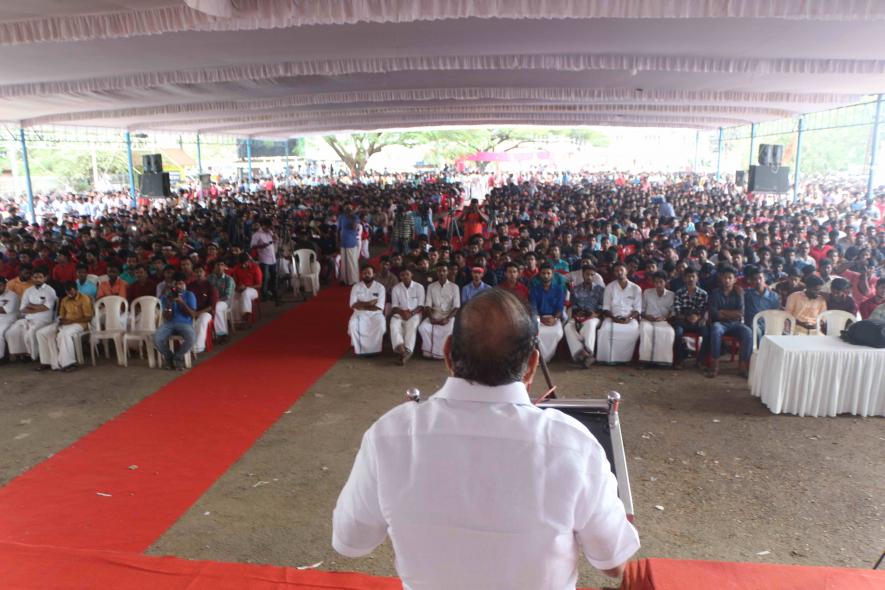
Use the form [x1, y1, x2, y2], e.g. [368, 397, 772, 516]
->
[0, 287, 352, 552]
[623, 558, 885, 590]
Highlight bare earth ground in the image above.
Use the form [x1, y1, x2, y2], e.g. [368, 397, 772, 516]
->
[2, 303, 883, 589]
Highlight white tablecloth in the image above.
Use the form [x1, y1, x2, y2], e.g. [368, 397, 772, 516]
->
[750, 335, 885, 417]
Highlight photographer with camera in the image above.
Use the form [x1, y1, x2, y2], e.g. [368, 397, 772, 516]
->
[459, 197, 488, 241]
[154, 273, 198, 370]
[333, 290, 639, 588]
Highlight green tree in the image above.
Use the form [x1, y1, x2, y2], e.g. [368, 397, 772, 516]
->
[323, 133, 420, 176]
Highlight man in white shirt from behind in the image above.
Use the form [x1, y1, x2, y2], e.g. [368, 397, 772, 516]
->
[418, 265, 460, 359]
[333, 289, 639, 590]
[348, 265, 386, 355]
[389, 267, 425, 365]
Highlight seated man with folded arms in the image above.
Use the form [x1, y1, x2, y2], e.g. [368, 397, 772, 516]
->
[597, 261, 642, 364]
[673, 266, 708, 369]
[703, 265, 753, 378]
[639, 271, 676, 366]
[419, 265, 460, 359]
[6, 267, 57, 362]
[35, 282, 94, 372]
[529, 263, 566, 363]
[785, 274, 827, 335]
[348, 265, 386, 356]
[389, 267, 425, 365]
[497, 261, 529, 301]
[564, 264, 604, 368]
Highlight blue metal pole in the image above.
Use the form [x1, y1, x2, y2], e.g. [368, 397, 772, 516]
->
[18, 128, 35, 225]
[867, 93, 883, 200]
[748, 123, 757, 169]
[716, 127, 724, 181]
[125, 131, 137, 209]
[246, 138, 253, 185]
[196, 132, 203, 175]
[793, 116, 805, 201]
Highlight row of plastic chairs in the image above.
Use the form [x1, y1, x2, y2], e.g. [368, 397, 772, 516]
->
[750, 309, 856, 350]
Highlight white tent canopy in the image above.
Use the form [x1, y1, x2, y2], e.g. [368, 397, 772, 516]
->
[1, 0, 884, 138]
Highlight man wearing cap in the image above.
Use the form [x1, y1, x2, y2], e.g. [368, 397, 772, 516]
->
[348, 265, 386, 356]
[0, 276, 20, 360]
[785, 275, 827, 335]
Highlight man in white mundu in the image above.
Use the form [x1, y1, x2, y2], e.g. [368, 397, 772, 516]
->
[0, 277, 21, 359]
[348, 266, 387, 355]
[419, 266, 460, 359]
[5, 268, 57, 361]
[35, 282, 94, 371]
[564, 265, 605, 367]
[597, 262, 642, 364]
[638, 271, 676, 365]
[389, 267, 425, 365]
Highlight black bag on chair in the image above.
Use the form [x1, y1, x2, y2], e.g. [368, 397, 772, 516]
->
[840, 319, 885, 348]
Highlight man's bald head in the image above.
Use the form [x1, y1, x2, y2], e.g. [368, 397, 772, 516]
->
[448, 289, 538, 386]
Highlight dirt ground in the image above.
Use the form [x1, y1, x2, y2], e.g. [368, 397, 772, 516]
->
[2, 303, 883, 589]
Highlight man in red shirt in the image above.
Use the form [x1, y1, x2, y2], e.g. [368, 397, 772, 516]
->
[230, 253, 262, 326]
[498, 262, 528, 301]
[859, 278, 885, 319]
[50, 251, 78, 286]
[126, 265, 158, 304]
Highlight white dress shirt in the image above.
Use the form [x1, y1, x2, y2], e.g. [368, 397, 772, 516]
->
[21, 284, 57, 324]
[391, 280, 425, 312]
[333, 377, 640, 590]
[603, 280, 642, 318]
[349, 280, 386, 310]
[424, 280, 460, 320]
[0, 289, 20, 318]
[642, 288, 675, 318]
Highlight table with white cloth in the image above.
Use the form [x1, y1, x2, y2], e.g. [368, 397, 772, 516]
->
[749, 335, 885, 417]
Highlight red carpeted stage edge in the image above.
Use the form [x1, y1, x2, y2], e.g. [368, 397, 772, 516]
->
[0, 287, 351, 552]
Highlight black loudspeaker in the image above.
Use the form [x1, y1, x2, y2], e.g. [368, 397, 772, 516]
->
[142, 153, 163, 173]
[140, 172, 171, 197]
[748, 165, 790, 194]
[757, 144, 784, 167]
[757, 144, 773, 166]
[735, 170, 746, 186]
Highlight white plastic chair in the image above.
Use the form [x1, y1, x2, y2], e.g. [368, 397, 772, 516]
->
[90, 296, 129, 365]
[752, 310, 796, 351]
[292, 248, 321, 296]
[85, 274, 100, 285]
[817, 309, 855, 337]
[123, 296, 162, 367]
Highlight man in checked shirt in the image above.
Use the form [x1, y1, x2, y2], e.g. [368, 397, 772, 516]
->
[672, 266, 708, 370]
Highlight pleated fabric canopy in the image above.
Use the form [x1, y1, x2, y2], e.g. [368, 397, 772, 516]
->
[0, 0, 884, 137]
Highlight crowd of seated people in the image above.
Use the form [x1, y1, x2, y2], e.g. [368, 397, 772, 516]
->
[2, 170, 884, 378]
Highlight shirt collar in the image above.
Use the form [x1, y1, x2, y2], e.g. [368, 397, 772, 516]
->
[433, 377, 532, 405]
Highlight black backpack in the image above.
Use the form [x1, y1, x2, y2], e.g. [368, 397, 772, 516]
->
[840, 319, 885, 348]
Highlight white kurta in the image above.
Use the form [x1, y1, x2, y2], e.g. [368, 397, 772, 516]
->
[348, 281, 387, 355]
[419, 280, 460, 359]
[597, 280, 642, 364]
[0, 289, 20, 357]
[389, 281, 425, 353]
[639, 289, 676, 364]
